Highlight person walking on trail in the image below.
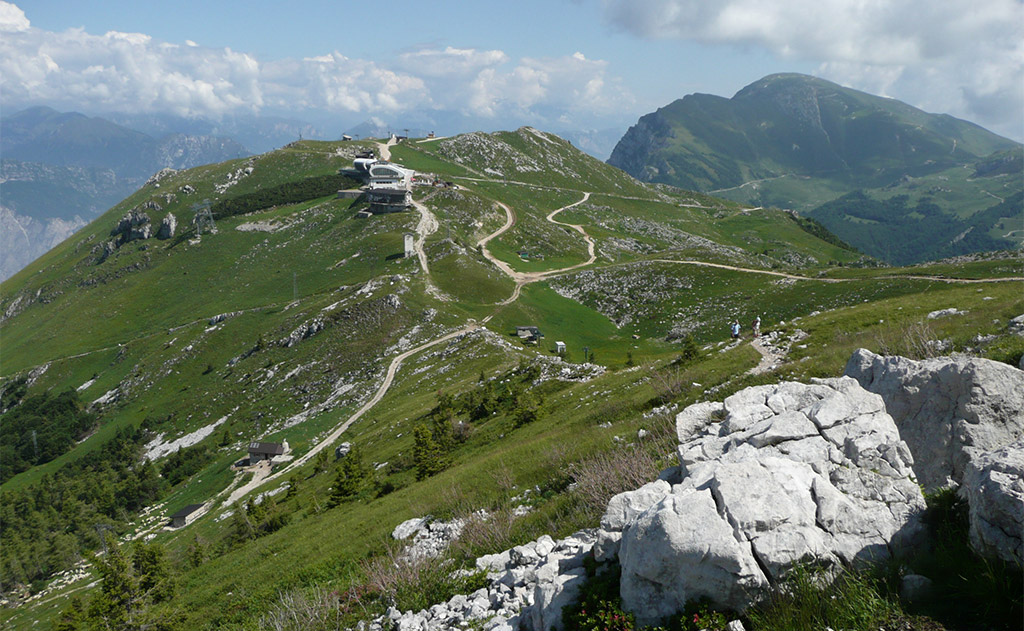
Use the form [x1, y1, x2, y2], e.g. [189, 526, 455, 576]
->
[752, 316, 761, 338]
[731, 321, 741, 339]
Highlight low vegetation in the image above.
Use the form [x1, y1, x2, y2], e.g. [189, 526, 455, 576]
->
[1, 130, 1019, 630]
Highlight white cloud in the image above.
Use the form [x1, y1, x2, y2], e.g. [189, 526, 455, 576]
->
[0, 3, 631, 131]
[603, 0, 1024, 139]
[0, 1, 29, 32]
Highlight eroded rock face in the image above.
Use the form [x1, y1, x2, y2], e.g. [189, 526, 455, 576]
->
[157, 212, 177, 239]
[111, 209, 151, 244]
[844, 348, 1024, 492]
[961, 439, 1024, 565]
[607, 377, 925, 624]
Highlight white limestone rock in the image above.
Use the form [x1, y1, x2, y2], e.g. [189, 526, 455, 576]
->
[961, 439, 1024, 565]
[616, 377, 925, 623]
[393, 517, 430, 540]
[619, 488, 768, 625]
[844, 348, 1024, 491]
[157, 212, 177, 239]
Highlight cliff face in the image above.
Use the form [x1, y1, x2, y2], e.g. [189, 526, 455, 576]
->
[607, 110, 673, 182]
[0, 207, 87, 281]
[0, 107, 251, 279]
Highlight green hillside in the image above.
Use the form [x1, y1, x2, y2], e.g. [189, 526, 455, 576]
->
[1, 129, 1021, 630]
[608, 73, 1023, 264]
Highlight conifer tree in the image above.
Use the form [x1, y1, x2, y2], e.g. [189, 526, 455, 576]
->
[328, 445, 365, 507]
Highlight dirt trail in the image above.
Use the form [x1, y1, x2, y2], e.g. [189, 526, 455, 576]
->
[476, 192, 595, 304]
[648, 259, 1024, 285]
[748, 338, 782, 376]
[375, 136, 397, 161]
[129, 176, 1021, 520]
[409, 197, 447, 301]
[213, 324, 480, 507]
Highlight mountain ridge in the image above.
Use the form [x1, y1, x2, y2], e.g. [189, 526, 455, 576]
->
[607, 73, 1023, 264]
[1, 128, 1021, 630]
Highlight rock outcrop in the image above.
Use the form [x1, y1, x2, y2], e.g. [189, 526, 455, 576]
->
[157, 212, 177, 239]
[844, 348, 1024, 491]
[111, 209, 152, 245]
[961, 439, 1024, 565]
[355, 350, 1021, 630]
[602, 377, 925, 624]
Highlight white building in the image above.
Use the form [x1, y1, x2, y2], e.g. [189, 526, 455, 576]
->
[365, 161, 415, 212]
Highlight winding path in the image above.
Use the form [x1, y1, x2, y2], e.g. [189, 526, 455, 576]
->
[217, 323, 480, 506]
[131, 178, 1022, 521]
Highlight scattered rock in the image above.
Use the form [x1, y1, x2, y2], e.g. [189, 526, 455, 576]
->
[927, 308, 966, 319]
[208, 311, 244, 326]
[111, 209, 152, 245]
[146, 168, 177, 187]
[335, 442, 352, 460]
[899, 574, 933, 604]
[1009, 314, 1024, 336]
[363, 525, 597, 631]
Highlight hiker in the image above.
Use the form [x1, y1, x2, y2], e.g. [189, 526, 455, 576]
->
[752, 316, 761, 338]
[731, 321, 741, 339]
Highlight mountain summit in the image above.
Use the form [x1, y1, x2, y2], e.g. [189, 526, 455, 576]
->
[608, 74, 1022, 263]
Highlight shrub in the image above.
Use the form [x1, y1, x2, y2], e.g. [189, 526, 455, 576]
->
[259, 587, 345, 631]
[873, 321, 940, 360]
[210, 174, 357, 219]
[567, 445, 662, 521]
[359, 544, 487, 613]
[746, 565, 903, 631]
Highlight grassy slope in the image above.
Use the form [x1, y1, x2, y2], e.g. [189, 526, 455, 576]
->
[3, 131, 1022, 630]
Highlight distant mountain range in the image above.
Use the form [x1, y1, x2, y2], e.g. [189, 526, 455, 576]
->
[0, 107, 251, 280]
[608, 74, 1023, 264]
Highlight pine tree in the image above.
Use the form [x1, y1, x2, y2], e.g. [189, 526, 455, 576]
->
[88, 536, 137, 629]
[314, 449, 329, 475]
[413, 424, 450, 480]
[131, 541, 173, 603]
[328, 446, 365, 507]
[53, 595, 85, 631]
[186, 533, 206, 569]
[229, 501, 256, 543]
[285, 473, 300, 499]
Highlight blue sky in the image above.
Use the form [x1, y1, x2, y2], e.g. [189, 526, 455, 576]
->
[3, 0, 1021, 142]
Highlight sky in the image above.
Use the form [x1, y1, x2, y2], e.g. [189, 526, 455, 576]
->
[1, 0, 1021, 142]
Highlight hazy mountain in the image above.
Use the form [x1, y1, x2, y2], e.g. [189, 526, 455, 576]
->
[0, 107, 252, 279]
[556, 127, 626, 161]
[608, 73, 1022, 263]
[107, 111, 325, 154]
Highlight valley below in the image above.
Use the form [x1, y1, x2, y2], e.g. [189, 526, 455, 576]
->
[1, 128, 1021, 631]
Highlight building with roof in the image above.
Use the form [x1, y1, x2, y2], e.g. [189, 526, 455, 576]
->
[170, 504, 204, 528]
[516, 326, 544, 344]
[248, 441, 288, 464]
[365, 162, 415, 213]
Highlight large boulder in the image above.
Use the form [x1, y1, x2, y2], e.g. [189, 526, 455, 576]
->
[961, 439, 1024, 565]
[607, 377, 925, 625]
[844, 348, 1024, 492]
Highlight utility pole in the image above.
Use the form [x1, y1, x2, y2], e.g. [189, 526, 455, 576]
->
[293, 272, 297, 301]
